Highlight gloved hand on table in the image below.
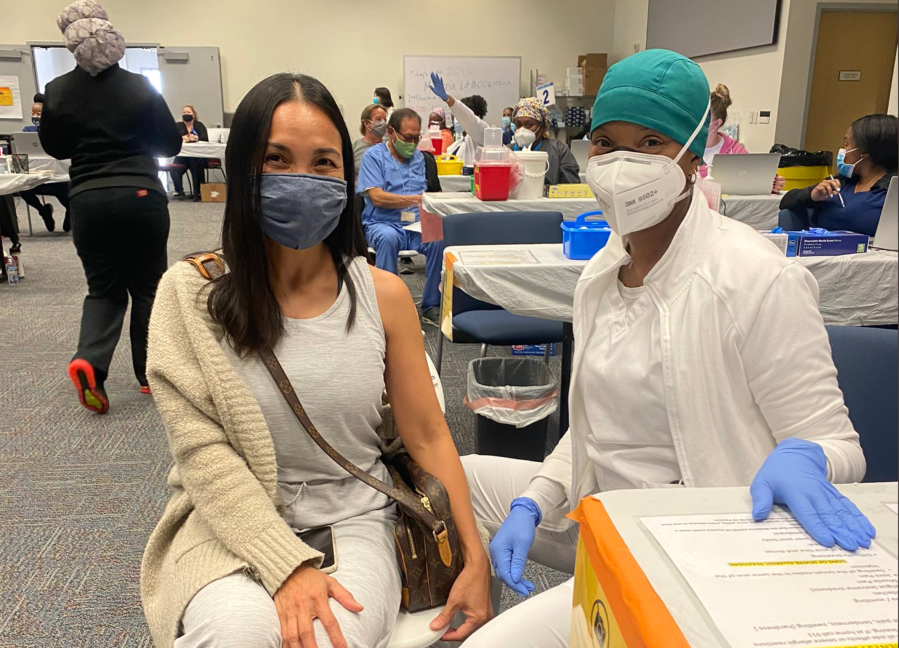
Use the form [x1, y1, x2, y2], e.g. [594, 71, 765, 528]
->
[489, 497, 540, 596]
[750, 438, 876, 551]
[429, 73, 448, 102]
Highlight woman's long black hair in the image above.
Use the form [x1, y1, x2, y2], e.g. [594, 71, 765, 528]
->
[207, 73, 369, 356]
[851, 114, 898, 174]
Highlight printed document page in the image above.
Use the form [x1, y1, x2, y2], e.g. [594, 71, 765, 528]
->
[643, 512, 898, 648]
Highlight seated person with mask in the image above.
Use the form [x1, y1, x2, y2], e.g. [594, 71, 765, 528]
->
[358, 108, 444, 326]
[511, 97, 581, 185]
[17, 92, 71, 232]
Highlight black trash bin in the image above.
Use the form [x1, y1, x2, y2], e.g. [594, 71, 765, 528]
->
[466, 357, 559, 461]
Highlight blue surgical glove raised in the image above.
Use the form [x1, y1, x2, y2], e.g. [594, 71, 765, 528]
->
[429, 73, 448, 102]
[751, 438, 876, 551]
[489, 497, 541, 596]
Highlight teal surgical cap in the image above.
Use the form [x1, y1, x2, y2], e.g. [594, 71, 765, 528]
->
[591, 49, 710, 160]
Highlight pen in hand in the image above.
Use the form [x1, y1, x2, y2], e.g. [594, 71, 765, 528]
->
[829, 175, 845, 208]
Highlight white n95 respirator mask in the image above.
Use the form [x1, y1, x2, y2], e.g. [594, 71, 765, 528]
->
[585, 102, 709, 236]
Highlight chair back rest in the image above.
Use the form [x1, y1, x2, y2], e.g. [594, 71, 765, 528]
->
[826, 325, 899, 483]
[442, 211, 563, 315]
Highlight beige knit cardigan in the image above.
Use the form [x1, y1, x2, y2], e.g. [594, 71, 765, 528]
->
[140, 261, 325, 647]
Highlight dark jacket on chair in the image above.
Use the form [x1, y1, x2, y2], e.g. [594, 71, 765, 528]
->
[39, 64, 181, 198]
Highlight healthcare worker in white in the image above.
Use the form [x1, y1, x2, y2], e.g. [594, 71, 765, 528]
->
[461, 49, 874, 646]
[428, 72, 490, 167]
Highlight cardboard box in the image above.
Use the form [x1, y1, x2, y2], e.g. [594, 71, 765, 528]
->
[760, 232, 790, 255]
[578, 53, 608, 96]
[569, 497, 689, 647]
[200, 183, 226, 203]
[511, 344, 556, 357]
[784, 230, 869, 257]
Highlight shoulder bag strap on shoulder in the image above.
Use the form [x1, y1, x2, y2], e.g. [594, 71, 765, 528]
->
[184, 252, 225, 280]
[257, 347, 444, 534]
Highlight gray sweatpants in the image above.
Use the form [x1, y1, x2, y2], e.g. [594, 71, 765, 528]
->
[459, 454, 579, 648]
[175, 506, 402, 648]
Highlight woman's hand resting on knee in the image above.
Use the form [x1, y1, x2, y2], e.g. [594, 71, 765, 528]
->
[429, 556, 493, 641]
[274, 565, 363, 648]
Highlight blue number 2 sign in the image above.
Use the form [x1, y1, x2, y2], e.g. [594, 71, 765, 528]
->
[536, 82, 555, 107]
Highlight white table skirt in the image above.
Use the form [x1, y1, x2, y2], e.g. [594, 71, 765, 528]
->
[176, 142, 227, 159]
[0, 172, 70, 196]
[26, 155, 70, 176]
[424, 191, 784, 230]
[424, 192, 595, 222]
[438, 175, 472, 193]
[722, 193, 782, 230]
[446, 243, 899, 327]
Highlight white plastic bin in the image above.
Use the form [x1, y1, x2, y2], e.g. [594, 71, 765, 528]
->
[511, 150, 549, 200]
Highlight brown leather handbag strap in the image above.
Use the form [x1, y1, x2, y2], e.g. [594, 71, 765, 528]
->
[257, 347, 445, 534]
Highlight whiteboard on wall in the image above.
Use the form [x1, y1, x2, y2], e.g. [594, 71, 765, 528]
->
[403, 55, 521, 128]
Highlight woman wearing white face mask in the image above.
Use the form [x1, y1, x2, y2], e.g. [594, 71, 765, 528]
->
[510, 97, 581, 185]
[780, 114, 897, 236]
[460, 49, 872, 647]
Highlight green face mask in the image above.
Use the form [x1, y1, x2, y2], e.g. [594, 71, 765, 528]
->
[392, 136, 417, 159]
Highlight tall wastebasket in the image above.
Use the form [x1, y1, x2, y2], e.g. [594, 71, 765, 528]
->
[465, 357, 559, 461]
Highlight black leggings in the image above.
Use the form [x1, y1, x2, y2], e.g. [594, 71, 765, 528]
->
[18, 182, 70, 212]
[70, 187, 170, 384]
[171, 156, 206, 196]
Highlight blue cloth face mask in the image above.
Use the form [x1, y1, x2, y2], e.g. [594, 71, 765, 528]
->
[260, 174, 347, 250]
[502, 116, 511, 128]
[836, 147, 863, 178]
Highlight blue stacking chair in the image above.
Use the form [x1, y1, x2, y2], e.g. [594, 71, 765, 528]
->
[436, 211, 565, 374]
[826, 326, 899, 483]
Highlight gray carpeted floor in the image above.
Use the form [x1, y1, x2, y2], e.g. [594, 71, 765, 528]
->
[0, 195, 568, 647]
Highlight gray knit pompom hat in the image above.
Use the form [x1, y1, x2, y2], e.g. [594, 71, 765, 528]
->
[58, 1, 125, 76]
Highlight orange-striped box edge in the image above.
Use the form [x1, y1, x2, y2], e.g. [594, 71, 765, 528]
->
[569, 497, 690, 648]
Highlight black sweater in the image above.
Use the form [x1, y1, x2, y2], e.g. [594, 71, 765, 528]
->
[176, 120, 209, 143]
[40, 64, 182, 197]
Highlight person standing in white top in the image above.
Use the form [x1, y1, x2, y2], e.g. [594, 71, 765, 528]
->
[461, 49, 874, 647]
[428, 73, 491, 168]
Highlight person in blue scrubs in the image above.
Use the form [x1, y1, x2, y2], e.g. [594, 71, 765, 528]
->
[780, 114, 897, 236]
[358, 108, 445, 326]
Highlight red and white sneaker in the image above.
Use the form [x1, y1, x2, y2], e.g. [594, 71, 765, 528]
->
[67, 359, 109, 414]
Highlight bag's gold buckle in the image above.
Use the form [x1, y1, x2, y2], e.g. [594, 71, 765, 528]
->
[186, 253, 225, 280]
[432, 521, 453, 567]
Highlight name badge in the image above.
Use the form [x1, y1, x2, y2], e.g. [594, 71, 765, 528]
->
[401, 211, 416, 223]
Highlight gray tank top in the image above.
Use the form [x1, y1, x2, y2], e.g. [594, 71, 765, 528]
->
[221, 256, 392, 529]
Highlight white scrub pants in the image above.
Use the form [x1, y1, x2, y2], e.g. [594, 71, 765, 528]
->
[174, 508, 402, 648]
[461, 454, 578, 647]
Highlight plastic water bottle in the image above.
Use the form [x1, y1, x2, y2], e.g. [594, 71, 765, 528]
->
[5, 255, 19, 285]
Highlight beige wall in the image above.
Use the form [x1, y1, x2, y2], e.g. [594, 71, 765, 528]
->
[608, 0, 791, 151]
[611, 0, 649, 62]
[890, 47, 898, 115]
[1, 0, 614, 126]
[609, 0, 898, 151]
[775, 0, 899, 148]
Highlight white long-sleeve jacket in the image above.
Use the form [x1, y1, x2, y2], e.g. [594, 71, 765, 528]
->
[449, 97, 490, 167]
[522, 191, 866, 531]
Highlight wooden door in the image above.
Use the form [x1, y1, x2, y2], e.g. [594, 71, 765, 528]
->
[804, 10, 898, 163]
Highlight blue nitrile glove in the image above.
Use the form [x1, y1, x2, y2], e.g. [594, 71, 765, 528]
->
[429, 73, 448, 102]
[489, 497, 540, 596]
[751, 438, 876, 551]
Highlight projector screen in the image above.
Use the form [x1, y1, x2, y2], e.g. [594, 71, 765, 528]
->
[646, 0, 782, 59]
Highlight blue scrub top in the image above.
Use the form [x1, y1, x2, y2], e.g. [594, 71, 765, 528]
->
[357, 143, 427, 226]
[817, 177, 888, 237]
